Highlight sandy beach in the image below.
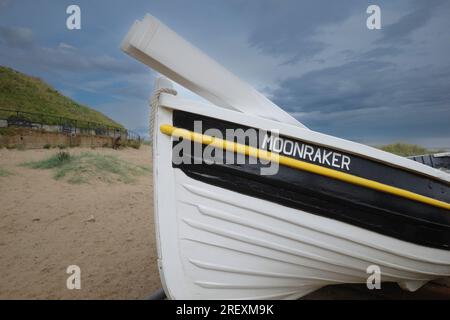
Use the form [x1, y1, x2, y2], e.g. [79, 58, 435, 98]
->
[0, 146, 159, 299]
[0, 146, 449, 299]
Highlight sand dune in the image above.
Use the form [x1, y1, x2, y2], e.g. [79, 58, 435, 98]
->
[0, 146, 159, 299]
[1, 146, 448, 299]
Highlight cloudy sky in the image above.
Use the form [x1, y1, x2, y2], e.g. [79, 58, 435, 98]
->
[0, 0, 449, 148]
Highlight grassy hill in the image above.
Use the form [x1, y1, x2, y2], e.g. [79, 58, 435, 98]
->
[378, 143, 446, 157]
[378, 143, 429, 157]
[0, 66, 123, 128]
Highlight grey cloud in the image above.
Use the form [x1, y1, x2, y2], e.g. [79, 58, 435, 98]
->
[1, 0, 448, 147]
[30, 47, 145, 75]
[0, 26, 33, 49]
[79, 73, 155, 101]
[240, 0, 361, 64]
[239, 0, 448, 66]
[360, 46, 404, 59]
[273, 60, 395, 113]
[93, 98, 150, 134]
[0, 26, 146, 76]
[272, 61, 450, 144]
[274, 61, 450, 114]
[111, 84, 153, 100]
[0, 24, 152, 131]
[279, 41, 328, 66]
[0, 0, 11, 8]
[377, 0, 446, 45]
[300, 103, 450, 145]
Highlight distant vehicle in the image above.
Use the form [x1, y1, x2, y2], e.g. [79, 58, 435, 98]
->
[409, 152, 450, 170]
[94, 128, 107, 136]
[62, 123, 75, 134]
[7, 116, 33, 128]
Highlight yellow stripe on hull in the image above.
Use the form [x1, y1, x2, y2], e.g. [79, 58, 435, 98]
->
[160, 124, 450, 211]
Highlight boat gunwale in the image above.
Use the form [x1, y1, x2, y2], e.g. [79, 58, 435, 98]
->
[158, 93, 450, 186]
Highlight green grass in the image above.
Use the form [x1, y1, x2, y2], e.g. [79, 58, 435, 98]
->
[125, 139, 142, 149]
[0, 167, 12, 177]
[0, 66, 123, 128]
[22, 151, 150, 184]
[377, 143, 442, 157]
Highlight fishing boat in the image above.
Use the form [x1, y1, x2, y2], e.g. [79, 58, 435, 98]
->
[121, 14, 450, 300]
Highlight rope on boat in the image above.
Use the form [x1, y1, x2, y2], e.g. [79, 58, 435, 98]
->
[150, 87, 177, 143]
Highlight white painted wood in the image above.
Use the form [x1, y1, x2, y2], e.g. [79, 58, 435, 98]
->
[121, 14, 306, 128]
[121, 10, 450, 298]
[158, 93, 450, 183]
[152, 99, 450, 300]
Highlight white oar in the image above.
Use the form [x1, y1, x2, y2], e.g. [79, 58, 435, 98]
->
[121, 14, 307, 128]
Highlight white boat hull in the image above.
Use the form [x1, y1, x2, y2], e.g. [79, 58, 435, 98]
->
[120, 13, 450, 300]
[152, 97, 450, 300]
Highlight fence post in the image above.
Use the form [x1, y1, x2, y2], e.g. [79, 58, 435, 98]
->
[0, 108, 139, 145]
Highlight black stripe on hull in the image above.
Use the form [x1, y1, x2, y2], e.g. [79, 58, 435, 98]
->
[172, 111, 450, 250]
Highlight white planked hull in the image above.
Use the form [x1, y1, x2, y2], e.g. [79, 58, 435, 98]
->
[153, 99, 450, 300]
[120, 13, 450, 299]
